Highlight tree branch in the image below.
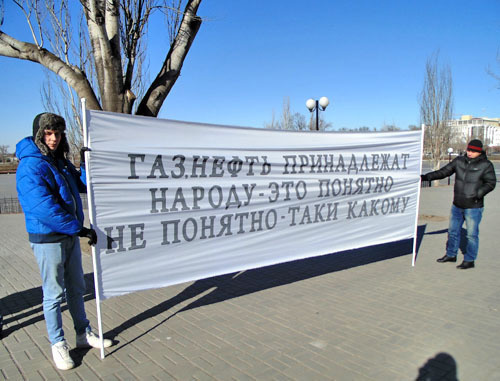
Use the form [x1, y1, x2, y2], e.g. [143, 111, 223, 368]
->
[0, 31, 101, 110]
[136, 0, 202, 117]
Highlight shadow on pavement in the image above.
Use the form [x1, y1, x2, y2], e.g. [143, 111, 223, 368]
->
[425, 229, 448, 235]
[415, 352, 458, 381]
[107, 224, 427, 352]
[2, 226, 427, 347]
[422, 227, 469, 257]
[0, 273, 95, 338]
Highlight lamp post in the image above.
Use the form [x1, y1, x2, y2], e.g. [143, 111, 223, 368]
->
[447, 147, 453, 185]
[306, 97, 329, 131]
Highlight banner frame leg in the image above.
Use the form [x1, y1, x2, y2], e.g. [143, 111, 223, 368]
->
[81, 98, 106, 359]
[412, 124, 426, 267]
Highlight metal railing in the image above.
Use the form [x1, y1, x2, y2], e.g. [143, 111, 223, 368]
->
[0, 197, 23, 214]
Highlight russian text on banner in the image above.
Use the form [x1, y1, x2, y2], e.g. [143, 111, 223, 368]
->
[86, 110, 422, 299]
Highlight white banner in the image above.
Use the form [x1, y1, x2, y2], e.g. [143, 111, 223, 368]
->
[86, 110, 422, 299]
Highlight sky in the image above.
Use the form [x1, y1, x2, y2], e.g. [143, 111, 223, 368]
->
[1, 0, 500, 151]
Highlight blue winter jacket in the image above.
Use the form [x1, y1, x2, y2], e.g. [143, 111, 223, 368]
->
[16, 137, 87, 243]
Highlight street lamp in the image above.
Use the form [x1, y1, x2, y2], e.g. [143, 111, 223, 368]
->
[306, 97, 329, 131]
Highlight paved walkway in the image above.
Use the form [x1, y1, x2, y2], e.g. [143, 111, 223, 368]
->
[1, 186, 499, 380]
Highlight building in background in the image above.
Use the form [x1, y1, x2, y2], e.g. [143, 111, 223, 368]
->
[448, 115, 500, 152]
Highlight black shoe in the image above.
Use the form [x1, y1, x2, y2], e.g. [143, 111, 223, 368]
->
[436, 255, 457, 263]
[457, 261, 475, 269]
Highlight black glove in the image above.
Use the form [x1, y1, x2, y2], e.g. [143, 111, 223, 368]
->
[420, 174, 429, 182]
[78, 226, 97, 245]
[80, 147, 90, 169]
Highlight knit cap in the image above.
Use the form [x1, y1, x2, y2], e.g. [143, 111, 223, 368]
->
[466, 139, 483, 153]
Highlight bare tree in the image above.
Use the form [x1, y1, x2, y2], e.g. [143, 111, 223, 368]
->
[0, 145, 9, 163]
[487, 50, 500, 89]
[337, 126, 375, 132]
[292, 112, 307, 131]
[381, 123, 401, 132]
[0, 1, 4, 26]
[264, 110, 278, 130]
[0, 0, 202, 118]
[277, 96, 293, 130]
[358, 126, 373, 132]
[419, 53, 454, 172]
[306, 110, 332, 131]
[42, 72, 84, 161]
[311, 116, 332, 131]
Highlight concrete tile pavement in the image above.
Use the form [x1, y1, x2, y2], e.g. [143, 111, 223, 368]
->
[1, 185, 500, 380]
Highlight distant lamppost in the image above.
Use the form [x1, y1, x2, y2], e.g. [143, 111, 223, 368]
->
[306, 97, 329, 131]
[447, 147, 453, 185]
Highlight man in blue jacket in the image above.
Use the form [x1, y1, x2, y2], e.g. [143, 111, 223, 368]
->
[16, 113, 112, 370]
[421, 139, 496, 270]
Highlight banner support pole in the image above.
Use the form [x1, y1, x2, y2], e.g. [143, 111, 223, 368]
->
[81, 99, 106, 359]
[412, 124, 426, 266]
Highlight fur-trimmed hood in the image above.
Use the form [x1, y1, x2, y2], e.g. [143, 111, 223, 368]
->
[32, 112, 69, 157]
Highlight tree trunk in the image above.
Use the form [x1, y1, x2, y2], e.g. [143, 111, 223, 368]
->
[82, 0, 124, 113]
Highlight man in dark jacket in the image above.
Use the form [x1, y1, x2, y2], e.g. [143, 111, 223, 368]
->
[16, 113, 112, 370]
[421, 139, 496, 269]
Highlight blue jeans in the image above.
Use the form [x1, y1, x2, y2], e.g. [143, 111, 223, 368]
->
[32, 236, 89, 345]
[446, 204, 483, 262]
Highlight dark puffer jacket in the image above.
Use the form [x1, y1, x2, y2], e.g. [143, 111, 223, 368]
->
[424, 153, 496, 208]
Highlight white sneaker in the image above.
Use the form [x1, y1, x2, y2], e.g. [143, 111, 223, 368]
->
[51, 340, 75, 370]
[76, 328, 112, 349]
